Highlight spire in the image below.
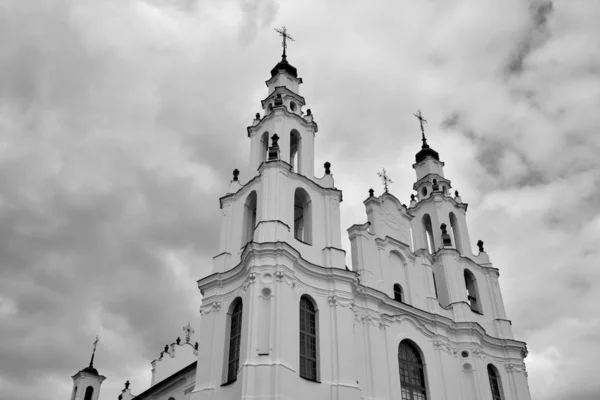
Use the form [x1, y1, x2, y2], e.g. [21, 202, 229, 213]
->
[89, 335, 99, 368]
[270, 26, 298, 78]
[413, 110, 440, 163]
[79, 335, 101, 376]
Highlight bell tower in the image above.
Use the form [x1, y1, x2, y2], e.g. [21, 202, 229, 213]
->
[70, 336, 106, 400]
[212, 27, 344, 274]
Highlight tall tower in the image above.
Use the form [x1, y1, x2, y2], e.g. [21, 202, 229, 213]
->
[191, 32, 531, 400]
[70, 337, 106, 400]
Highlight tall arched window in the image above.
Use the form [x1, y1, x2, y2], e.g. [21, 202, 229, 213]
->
[299, 295, 318, 381]
[242, 191, 257, 245]
[226, 299, 243, 383]
[487, 364, 504, 400]
[394, 284, 404, 303]
[422, 214, 435, 253]
[294, 188, 312, 244]
[464, 269, 482, 314]
[398, 340, 428, 400]
[449, 212, 461, 251]
[84, 386, 94, 400]
[290, 130, 301, 173]
[260, 131, 269, 163]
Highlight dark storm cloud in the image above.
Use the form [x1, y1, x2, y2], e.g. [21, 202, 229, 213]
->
[506, 1, 554, 75]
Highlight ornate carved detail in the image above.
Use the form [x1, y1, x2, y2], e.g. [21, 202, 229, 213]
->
[470, 347, 485, 359]
[432, 339, 458, 357]
[505, 363, 527, 374]
[242, 272, 257, 291]
[199, 300, 222, 315]
[521, 346, 529, 359]
[328, 296, 338, 307]
[275, 271, 285, 281]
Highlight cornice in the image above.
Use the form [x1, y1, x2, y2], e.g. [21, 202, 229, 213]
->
[260, 86, 306, 108]
[407, 191, 468, 214]
[413, 173, 451, 190]
[247, 106, 318, 137]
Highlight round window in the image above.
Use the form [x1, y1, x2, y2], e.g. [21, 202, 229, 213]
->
[421, 187, 428, 197]
[290, 101, 297, 112]
[461, 351, 469, 358]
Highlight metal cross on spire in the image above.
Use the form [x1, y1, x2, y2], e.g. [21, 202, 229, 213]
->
[413, 110, 429, 148]
[89, 334, 99, 367]
[274, 26, 294, 59]
[182, 322, 195, 343]
[377, 168, 394, 194]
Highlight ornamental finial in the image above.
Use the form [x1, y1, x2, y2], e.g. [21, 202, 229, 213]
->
[183, 322, 195, 343]
[413, 110, 429, 149]
[89, 335, 99, 368]
[274, 26, 294, 61]
[377, 168, 393, 194]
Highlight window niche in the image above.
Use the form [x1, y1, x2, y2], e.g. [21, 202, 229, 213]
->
[290, 130, 301, 173]
[242, 191, 257, 245]
[299, 295, 319, 381]
[393, 284, 404, 303]
[487, 364, 504, 400]
[398, 340, 428, 400]
[449, 212, 461, 251]
[422, 214, 435, 253]
[294, 188, 312, 244]
[225, 298, 243, 384]
[464, 269, 482, 314]
[84, 386, 94, 400]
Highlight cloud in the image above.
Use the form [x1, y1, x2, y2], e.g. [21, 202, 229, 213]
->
[0, 1, 598, 400]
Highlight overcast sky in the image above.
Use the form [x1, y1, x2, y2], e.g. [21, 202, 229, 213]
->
[0, 0, 598, 399]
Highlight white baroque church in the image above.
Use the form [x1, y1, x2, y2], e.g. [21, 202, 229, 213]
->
[69, 46, 532, 400]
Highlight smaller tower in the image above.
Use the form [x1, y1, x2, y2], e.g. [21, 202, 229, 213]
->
[70, 336, 106, 400]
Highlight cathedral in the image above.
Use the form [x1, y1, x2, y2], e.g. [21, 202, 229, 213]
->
[69, 31, 532, 400]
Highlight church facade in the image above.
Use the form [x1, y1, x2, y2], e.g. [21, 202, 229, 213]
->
[69, 47, 531, 400]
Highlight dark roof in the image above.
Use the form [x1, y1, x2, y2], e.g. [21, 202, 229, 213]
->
[415, 145, 440, 163]
[270, 57, 298, 78]
[81, 366, 99, 376]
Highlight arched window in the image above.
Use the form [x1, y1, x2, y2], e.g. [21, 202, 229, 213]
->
[464, 269, 482, 314]
[294, 188, 312, 244]
[449, 212, 461, 251]
[290, 130, 301, 172]
[242, 191, 257, 245]
[398, 340, 428, 400]
[260, 131, 269, 163]
[299, 295, 318, 381]
[487, 364, 504, 400]
[84, 386, 94, 400]
[226, 298, 243, 383]
[422, 214, 435, 253]
[394, 284, 404, 303]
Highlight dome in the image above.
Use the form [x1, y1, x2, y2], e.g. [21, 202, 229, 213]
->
[81, 366, 99, 376]
[415, 146, 440, 163]
[270, 57, 298, 78]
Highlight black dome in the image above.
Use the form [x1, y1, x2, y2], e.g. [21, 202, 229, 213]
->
[270, 57, 298, 78]
[81, 366, 99, 376]
[415, 146, 440, 163]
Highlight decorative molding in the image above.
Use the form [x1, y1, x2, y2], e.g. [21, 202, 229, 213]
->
[432, 338, 458, 357]
[242, 272, 257, 291]
[199, 300, 222, 316]
[505, 363, 527, 375]
[328, 295, 338, 307]
[330, 197, 340, 209]
[221, 203, 231, 217]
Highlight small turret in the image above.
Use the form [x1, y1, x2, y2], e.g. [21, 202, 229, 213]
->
[70, 336, 106, 400]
